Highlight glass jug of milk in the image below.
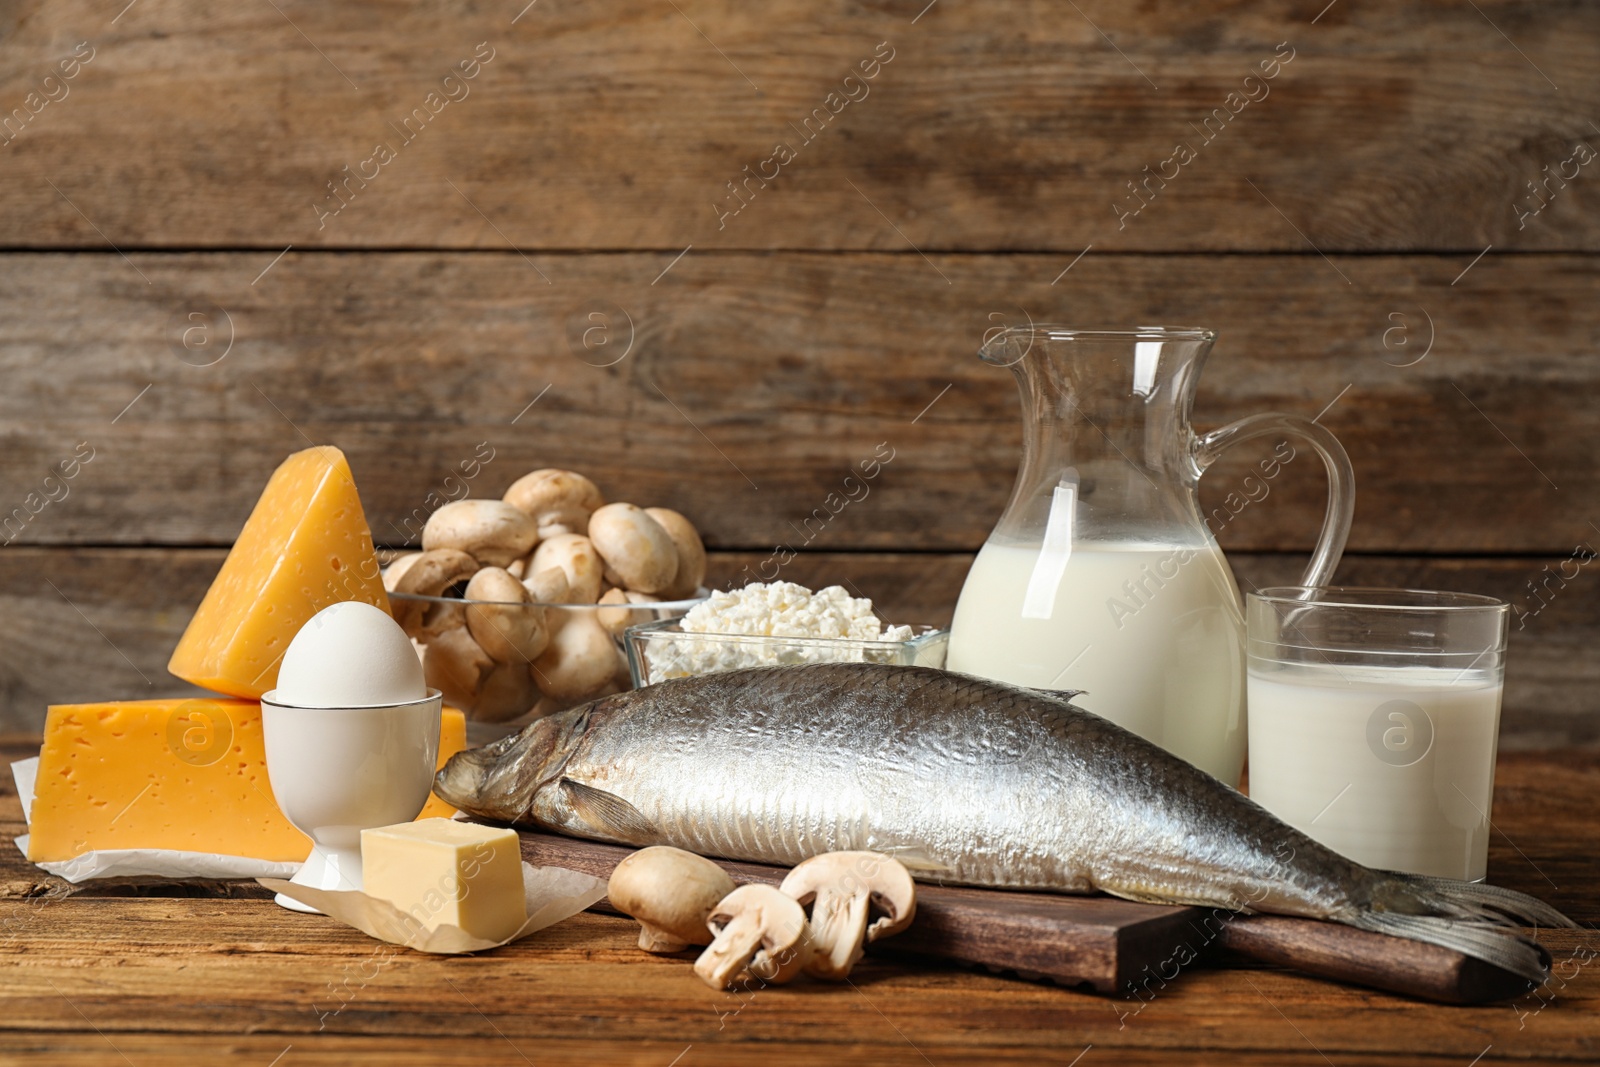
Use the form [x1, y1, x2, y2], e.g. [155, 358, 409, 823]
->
[947, 326, 1355, 785]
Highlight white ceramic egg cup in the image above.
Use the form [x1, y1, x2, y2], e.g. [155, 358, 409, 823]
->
[261, 690, 442, 914]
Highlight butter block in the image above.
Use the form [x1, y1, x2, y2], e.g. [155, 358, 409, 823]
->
[28, 700, 469, 862]
[361, 819, 526, 941]
[168, 446, 390, 699]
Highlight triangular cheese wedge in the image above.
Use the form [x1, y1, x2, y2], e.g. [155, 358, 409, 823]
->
[168, 446, 390, 698]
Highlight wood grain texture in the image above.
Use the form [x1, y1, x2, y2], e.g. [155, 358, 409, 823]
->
[0, 742, 1595, 1065]
[516, 830, 1537, 1004]
[1, 252, 1594, 553]
[0, 1, 1596, 251]
[2, 548, 1595, 741]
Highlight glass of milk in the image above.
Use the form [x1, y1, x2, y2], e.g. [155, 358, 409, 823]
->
[1245, 587, 1509, 881]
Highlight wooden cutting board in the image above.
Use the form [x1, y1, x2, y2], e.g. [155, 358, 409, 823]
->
[516, 831, 1538, 1004]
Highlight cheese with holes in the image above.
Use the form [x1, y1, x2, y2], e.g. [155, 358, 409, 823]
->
[27, 699, 468, 862]
[168, 446, 390, 699]
[361, 819, 526, 941]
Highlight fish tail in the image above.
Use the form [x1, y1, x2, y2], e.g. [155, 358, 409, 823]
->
[1344, 872, 1577, 985]
[1386, 872, 1577, 930]
[1345, 911, 1553, 985]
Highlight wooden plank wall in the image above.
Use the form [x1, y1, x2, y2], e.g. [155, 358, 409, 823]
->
[0, 0, 1595, 742]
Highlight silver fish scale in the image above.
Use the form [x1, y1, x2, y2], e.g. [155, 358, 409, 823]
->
[453, 664, 1374, 915]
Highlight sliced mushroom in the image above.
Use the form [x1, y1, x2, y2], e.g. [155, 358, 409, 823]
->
[503, 469, 605, 538]
[645, 507, 707, 600]
[530, 609, 624, 702]
[608, 846, 738, 953]
[589, 503, 679, 595]
[422, 625, 493, 711]
[528, 533, 604, 604]
[465, 567, 550, 664]
[473, 658, 540, 723]
[391, 549, 481, 635]
[422, 499, 539, 568]
[694, 884, 810, 990]
[778, 852, 916, 980]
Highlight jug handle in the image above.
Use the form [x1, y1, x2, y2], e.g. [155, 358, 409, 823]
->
[1192, 413, 1354, 589]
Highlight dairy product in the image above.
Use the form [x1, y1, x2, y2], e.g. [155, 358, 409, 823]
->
[947, 541, 1245, 783]
[168, 446, 390, 698]
[275, 601, 426, 708]
[361, 818, 526, 941]
[26, 698, 469, 862]
[652, 581, 914, 675]
[1247, 662, 1502, 881]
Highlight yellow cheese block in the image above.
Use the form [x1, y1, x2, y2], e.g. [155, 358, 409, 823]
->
[28, 699, 468, 863]
[168, 446, 390, 699]
[362, 818, 526, 941]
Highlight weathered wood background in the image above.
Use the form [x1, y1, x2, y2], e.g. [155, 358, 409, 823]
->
[1, 0, 1596, 742]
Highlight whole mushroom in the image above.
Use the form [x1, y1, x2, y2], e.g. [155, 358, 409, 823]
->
[596, 588, 659, 637]
[422, 499, 539, 568]
[694, 884, 811, 990]
[528, 534, 605, 604]
[503, 469, 605, 539]
[645, 507, 706, 600]
[530, 609, 624, 702]
[474, 658, 540, 723]
[588, 503, 678, 595]
[522, 565, 578, 605]
[381, 551, 424, 593]
[422, 625, 493, 711]
[778, 852, 916, 980]
[390, 548, 480, 635]
[608, 846, 738, 953]
[464, 567, 550, 663]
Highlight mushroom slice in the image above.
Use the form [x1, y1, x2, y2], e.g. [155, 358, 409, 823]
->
[608, 846, 737, 954]
[391, 548, 480, 635]
[694, 884, 810, 990]
[422, 499, 539, 568]
[778, 851, 916, 980]
[503, 469, 605, 539]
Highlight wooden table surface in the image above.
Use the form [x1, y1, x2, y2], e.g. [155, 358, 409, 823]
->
[1, 737, 1595, 1066]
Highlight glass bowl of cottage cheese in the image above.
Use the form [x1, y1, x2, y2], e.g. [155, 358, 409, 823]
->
[625, 581, 949, 685]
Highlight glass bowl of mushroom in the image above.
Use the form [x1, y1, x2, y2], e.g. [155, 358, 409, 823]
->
[384, 470, 710, 738]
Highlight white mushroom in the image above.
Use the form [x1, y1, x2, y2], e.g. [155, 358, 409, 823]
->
[694, 884, 810, 990]
[503, 469, 605, 538]
[390, 549, 480, 635]
[778, 852, 916, 980]
[473, 659, 540, 723]
[381, 551, 424, 593]
[523, 565, 576, 605]
[596, 588, 659, 637]
[465, 567, 550, 664]
[645, 507, 707, 600]
[530, 609, 625, 702]
[422, 499, 539, 568]
[607, 847, 738, 953]
[422, 625, 493, 711]
[588, 503, 679, 595]
[528, 534, 605, 604]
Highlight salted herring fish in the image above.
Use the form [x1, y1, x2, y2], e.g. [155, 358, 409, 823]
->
[435, 664, 1574, 982]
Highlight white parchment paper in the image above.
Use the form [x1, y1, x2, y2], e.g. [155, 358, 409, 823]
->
[259, 864, 608, 954]
[13, 755, 308, 883]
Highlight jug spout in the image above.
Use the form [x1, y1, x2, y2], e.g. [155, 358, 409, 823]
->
[978, 325, 1219, 548]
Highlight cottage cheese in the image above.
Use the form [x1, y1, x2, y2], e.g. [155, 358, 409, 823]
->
[646, 581, 913, 677]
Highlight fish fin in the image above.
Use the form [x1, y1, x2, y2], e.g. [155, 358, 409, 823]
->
[1346, 911, 1551, 987]
[558, 778, 658, 843]
[1386, 871, 1577, 929]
